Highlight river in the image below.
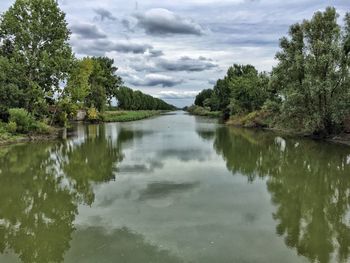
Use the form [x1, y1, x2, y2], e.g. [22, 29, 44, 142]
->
[0, 111, 349, 263]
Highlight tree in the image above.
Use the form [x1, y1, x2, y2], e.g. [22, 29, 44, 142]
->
[84, 57, 122, 111]
[115, 86, 175, 111]
[93, 57, 122, 105]
[196, 64, 270, 114]
[226, 64, 269, 114]
[66, 58, 94, 103]
[0, 0, 73, 115]
[272, 7, 350, 134]
[0, 56, 25, 119]
[194, 89, 213, 107]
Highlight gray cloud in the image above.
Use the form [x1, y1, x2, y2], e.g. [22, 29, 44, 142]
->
[94, 8, 117, 21]
[138, 181, 200, 201]
[157, 56, 217, 72]
[134, 8, 204, 36]
[148, 49, 164, 57]
[129, 74, 183, 87]
[70, 23, 107, 39]
[74, 39, 154, 56]
[208, 79, 217, 85]
[114, 42, 152, 54]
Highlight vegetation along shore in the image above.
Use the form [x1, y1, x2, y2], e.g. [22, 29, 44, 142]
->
[0, 0, 176, 145]
[189, 7, 350, 142]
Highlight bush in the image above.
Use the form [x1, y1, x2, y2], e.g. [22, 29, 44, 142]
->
[187, 105, 221, 118]
[262, 99, 281, 113]
[228, 110, 273, 128]
[0, 121, 7, 133]
[8, 108, 35, 133]
[7, 121, 17, 133]
[56, 111, 68, 127]
[87, 107, 99, 122]
[32, 121, 52, 134]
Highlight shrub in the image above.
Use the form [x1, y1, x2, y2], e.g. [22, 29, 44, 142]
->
[7, 121, 17, 133]
[56, 111, 68, 127]
[32, 121, 52, 134]
[262, 99, 281, 113]
[0, 121, 8, 134]
[8, 108, 35, 133]
[87, 107, 99, 122]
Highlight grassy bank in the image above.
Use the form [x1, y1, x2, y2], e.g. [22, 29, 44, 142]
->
[0, 131, 26, 145]
[226, 110, 274, 128]
[0, 125, 60, 146]
[0, 109, 60, 146]
[187, 105, 221, 118]
[226, 110, 350, 146]
[100, 110, 163, 122]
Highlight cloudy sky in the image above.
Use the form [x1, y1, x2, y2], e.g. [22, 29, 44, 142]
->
[0, 0, 349, 107]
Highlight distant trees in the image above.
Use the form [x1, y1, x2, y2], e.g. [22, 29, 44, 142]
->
[116, 86, 176, 111]
[193, 7, 350, 135]
[197, 64, 271, 114]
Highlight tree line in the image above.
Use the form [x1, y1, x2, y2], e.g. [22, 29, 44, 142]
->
[0, 0, 174, 130]
[193, 7, 350, 136]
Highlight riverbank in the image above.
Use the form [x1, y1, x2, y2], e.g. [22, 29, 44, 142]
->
[0, 110, 165, 146]
[186, 105, 221, 118]
[227, 112, 350, 147]
[0, 128, 62, 146]
[100, 110, 165, 122]
[188, 108, 350, 147]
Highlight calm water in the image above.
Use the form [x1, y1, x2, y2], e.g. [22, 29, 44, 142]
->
[0, 111, 350, 263]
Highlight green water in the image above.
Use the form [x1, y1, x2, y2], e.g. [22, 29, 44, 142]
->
[0, 111, 349, 263]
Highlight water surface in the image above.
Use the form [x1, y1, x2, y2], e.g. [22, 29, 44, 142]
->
[0, 111, 349, 263]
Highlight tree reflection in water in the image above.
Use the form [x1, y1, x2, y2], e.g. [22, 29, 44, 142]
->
[0, 125, 143, 263]
[212, 127, 350, 263]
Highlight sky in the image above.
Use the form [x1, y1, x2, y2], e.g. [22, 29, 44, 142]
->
[0, 0, 349, 107]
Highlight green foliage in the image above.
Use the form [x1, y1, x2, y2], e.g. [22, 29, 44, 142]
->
[32, 121, 52, 134]
[67, 58, 94, 103]
[272, 7, 350, 135]
[101, 111, 162, 122]
[56, 112, 68, 127]
[194, 89, 213, 107]
[193, 64, 271, 115]
[87, 107, 100, 122]
[187, 105, 221, 118]
[55, 97, 79, 126]
[224, 65, 270, 114]
[262, 99, 281, 114]
[0, 57, 26, 117]
[0, 121, 19, 141]
[8, 108, 35, 133]
[7, 121, 17, 133]
[0, 0, 73, 115]
[84, 57, 123, 111]
[7, 108, 52, 134]
[116, 86, 176, 111]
